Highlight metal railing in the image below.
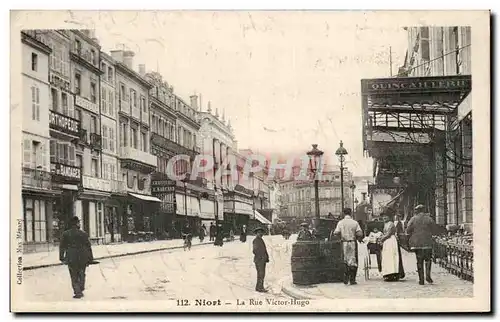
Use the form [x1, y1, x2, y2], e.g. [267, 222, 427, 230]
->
[22, 167, 52, 189]
[433, 235, 473, 282]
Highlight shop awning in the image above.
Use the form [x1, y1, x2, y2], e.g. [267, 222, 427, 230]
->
[254, 210, 272, 225]
[128, 192, 161, 202]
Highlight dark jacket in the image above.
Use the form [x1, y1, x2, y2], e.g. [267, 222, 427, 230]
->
[297, 229, 313, 241]
[252, 236, 269, 263]
[59, 227, 94, 267]
[406, 213, 437, 249]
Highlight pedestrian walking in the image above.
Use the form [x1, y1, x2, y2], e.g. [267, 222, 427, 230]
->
[214, 223, 224, 246]
[182, 222, 193, 251]
[406, 204, 438, 285]
[297, 222, 313, 241]
[332, 208, 364, 285]
[59, 216, 94, 299]
[240, 224, 247, 243]
[252, 227, 269, 292]
[378, 212, 406, 281]
[209, 222, 216, 241]
[199, 224, 207, 242]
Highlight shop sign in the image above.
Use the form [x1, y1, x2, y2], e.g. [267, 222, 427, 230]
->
[51, 162, 81, 181]
[49, 110, 80, 136]
[362, 75, 471, 95]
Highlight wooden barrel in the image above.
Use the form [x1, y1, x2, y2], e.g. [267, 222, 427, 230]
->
[318, 240, 345, 283]
[291, 241, 322, 285]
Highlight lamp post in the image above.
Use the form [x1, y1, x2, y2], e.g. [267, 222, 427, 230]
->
[335, 141, 348, 211]
[350, 180, 356, 211]
[307, 144, 324, 230]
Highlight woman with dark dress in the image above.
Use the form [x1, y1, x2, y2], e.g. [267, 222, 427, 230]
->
[240, 225, 247, 243]
[378, 213, 406, 281]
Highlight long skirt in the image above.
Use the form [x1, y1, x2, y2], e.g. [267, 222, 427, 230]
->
[381, 235, 405, 280]
[240, 233, 247, 243]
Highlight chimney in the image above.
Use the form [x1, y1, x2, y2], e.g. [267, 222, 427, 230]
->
[123, 50, 135, 69]
[138, 64, 146, 76]
[110, 50, 124, 63]
[190, 94, 198, 110]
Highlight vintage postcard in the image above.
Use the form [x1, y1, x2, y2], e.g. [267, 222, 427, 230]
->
[10, 10, 490, 313]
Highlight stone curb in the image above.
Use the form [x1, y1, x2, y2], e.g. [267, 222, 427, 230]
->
[23, 241, 214, 271]
[280, 278, 322, 300]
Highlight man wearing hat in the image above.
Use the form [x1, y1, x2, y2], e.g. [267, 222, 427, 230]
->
[59, 216, 94, 299]
[406, 204, 438, 285]
[252, 227, 269, 292]
[297, 222, 313, 241]
[332, 208, 364, 285]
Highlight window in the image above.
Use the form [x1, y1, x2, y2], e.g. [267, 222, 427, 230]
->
[76, 154, 82, 169]
[120, 84, 126, 101]
[121, 123, 127, 147]
[109, 128, 115, 152]
[24, 199, 47, 242]
[90, 49, 96, 65]
[108, 91, 114, 116]
[101, 62, 106, 73]
[51, 88, 58, 111]
[107, 67, 113, 82]
[131, 127, 137, 148]
[50, 140, 76, 166]
[31, 53, 38, 71]
[31, 86, 40, 121]
[420, 27, 430, 61]
[141, 132, 147, 152]
[74, 73, 81, 95]
[91, 159, 98, 177]
[141, 96, 146, 112]
[96, 202, 103, 238]
[90, 115, 97, 134]
[102, 125, 108, 150]
[90, 82, 96, 103]
[61, 92, 68, 116]
[75, 39, 81, 53]
[75, 108, 82, 121]
[101, 88, 107, 114]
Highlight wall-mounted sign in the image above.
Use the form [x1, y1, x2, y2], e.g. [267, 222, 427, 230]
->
[51, 162, 81, 182]
[49, 110, 80, 136]
[361, 75, 471, 95]
[75, 95, 99, 114]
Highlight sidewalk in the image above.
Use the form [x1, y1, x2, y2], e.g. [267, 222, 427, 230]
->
[23, 238, 213, 270]
[282, 248, 473, 299]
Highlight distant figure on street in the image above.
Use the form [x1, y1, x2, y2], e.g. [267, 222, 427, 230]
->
[240, 225, 248, 243]
[378, 212, 406, 282]
[297, 222, 313, 241]
[59, 216, 94, 299]
[182, 222, 193, 251]
[214, 223, 224, 246]
[252, 227, 269, 293]
[406, 204, 438, 285]
[209, 222, 216, 241]
[199, 224, 207, 242]
[366, 227, 383, 272]
[332, 208, 364, 285]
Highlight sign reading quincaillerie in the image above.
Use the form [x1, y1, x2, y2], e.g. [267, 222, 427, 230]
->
[361, 75, 471, 95]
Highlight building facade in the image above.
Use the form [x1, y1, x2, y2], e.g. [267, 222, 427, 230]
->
[21, 30, 57, 252]
[111, 49, 160, 242]
[69, 30, 107, 244]
[99, 52, 121, 243]
[361, 26, 472, 231]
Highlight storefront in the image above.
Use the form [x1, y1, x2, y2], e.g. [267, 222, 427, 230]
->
[21, 167, 61, 252]
[361, 75, 472, 227]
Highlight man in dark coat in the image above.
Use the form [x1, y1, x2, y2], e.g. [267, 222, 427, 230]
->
[214, 223, 224, 246]
[252, 227, 269, 292]
[297, 222, 313, 241]
[59, 216, 94, 299]
[406, 204, 438, 285]
[209, 222, 216, 241]
[240, 224, 247, 243]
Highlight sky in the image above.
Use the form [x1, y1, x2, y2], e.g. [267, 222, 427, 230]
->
[72, 11, 408, 176]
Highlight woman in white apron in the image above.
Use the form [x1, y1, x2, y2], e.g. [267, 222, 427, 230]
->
[378, 213, 406, 281]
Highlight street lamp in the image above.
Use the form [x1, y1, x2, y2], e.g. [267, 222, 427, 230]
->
[307, 144, 324, 230]
[335, 141, 348, 211]
[350, 180, 356, 211]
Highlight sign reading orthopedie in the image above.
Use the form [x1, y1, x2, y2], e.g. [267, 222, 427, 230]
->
[361, 75, 471, 95]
